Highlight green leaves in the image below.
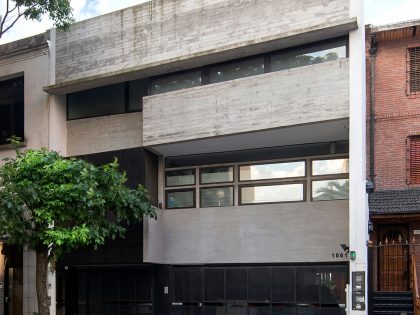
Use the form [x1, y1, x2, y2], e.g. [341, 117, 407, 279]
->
[0, 149, 156, 264]
[0, 0, 74, 39]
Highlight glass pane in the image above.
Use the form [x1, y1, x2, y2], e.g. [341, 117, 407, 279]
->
[296, 267, 319, 304]
[240, 184, 304, 204]
[0, 104, 12, 144]
[209, 57, 265, 83]
[68, 83, 125, 119]
[272, 268, 295, 303]
[318, 266, 346, 305]
[312, 159, 349, 176]
[271, 40, 347, 72]
[240, 162, 305, 181]
[167, 190, 195, 209]
[150, 70, 202, 95]
[173, 270, 184, 302]
[200, 187, 233, 208]
[184, 270, 203, 302]
[0, 76, 24, 144]
[226, 269, 247, 300]
[312, 179, 349, 201]
[129, 78, 148, 111]
[201, 166, 234, 184]
[204, 269, 225, 301]
[166, 169, 195, 187]
[248, 268, 271, 301]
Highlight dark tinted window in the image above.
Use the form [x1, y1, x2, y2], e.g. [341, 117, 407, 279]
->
[296, 268, 319, 304]
[226, 269, 247, 301]
[271, 39, 347, 72]
[150, 70, 202, 95]
[248, 268, 271, 302]
[204, 269, 225, 301]
[272, 268, 295, 302]
[0, 76, 24, 145]
[68, 83, 125, 119]
[209, 57, 265, 83]
[129, 78, 148, 111]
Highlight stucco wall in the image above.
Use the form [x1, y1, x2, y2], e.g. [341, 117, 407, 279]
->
[0, 41, 50, 164]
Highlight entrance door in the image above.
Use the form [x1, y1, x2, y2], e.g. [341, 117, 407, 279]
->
[378, 224, 409, 291]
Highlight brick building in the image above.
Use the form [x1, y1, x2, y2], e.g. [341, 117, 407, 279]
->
[367, 20, 420, 314]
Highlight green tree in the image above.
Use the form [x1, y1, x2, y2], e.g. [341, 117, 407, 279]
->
[0, 148, 156, 315]
[0, 0, 74, 39]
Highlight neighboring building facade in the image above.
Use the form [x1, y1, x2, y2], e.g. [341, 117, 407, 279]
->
[366, 20, 420, 314]
[0, 1, 367, 315]
[0, 33, 52, 315]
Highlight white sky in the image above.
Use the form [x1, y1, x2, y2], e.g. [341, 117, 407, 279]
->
[0, 0, 420, 44]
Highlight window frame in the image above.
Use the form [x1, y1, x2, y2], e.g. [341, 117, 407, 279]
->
[310, 178, 350, 202]
[199, 185, 235, 208]
[310, 157, 349, 201]
[0, 75, 25, 145]
[407, 46, 420, 96]
[238, 160, 306, 182]
[166, 168, 196, 187]
[150, 36, 348, 96]
[66, 80, 146, 121]
[407, 135, 420, 185]
[163, 154, 348, 209]
[238, 181, 306, 205]
[310, 157, 349, 177]
[199, 165, 235, 185]
[165, 188, 197, 209]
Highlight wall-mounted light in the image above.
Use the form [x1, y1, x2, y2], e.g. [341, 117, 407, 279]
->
[340, 243, 349, 253]
[368, 220, 374, 234]
[366, 180, 374, 194]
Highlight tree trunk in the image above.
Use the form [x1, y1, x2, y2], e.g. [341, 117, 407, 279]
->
[36, 246, 50, 315]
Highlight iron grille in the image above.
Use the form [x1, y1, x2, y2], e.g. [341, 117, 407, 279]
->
[408, 47, 420, 93]
[407, 136, 420, 184]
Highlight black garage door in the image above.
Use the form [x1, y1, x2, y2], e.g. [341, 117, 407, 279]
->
[170, 265, 347, 315]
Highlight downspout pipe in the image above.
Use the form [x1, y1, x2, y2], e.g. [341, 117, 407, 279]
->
[369, 33, 377, 188]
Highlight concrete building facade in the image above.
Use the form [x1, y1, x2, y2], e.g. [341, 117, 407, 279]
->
[0, 1, 367, 314]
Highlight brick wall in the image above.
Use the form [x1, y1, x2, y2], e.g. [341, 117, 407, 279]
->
[368, 35, 420, 190]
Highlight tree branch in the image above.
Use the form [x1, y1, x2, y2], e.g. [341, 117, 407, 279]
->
[1, 6, 25, 37]
[0, 0, 11, 36]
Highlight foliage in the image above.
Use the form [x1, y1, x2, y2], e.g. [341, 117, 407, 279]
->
[0, 148, 156, 264]
[0, 0, 74, 38]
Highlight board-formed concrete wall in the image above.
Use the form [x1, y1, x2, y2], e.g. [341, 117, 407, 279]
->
[67, 112, 143, 156]
[54, 0, 352, 87]
[144, 200, 349, 264]
[143, 59, 349, 146]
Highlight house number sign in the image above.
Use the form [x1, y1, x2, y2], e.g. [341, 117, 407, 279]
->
[331, 252, 348, 258]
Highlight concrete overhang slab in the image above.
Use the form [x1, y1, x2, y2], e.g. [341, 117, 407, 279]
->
[148, 118, 349, 157]
[43, 18, 357, 95]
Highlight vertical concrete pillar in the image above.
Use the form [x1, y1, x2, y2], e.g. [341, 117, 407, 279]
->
[22, 248, 38, 315]
[349, 0, 368, 314]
